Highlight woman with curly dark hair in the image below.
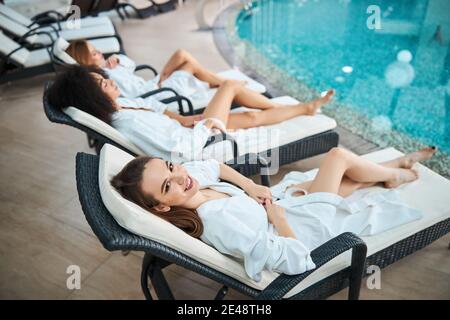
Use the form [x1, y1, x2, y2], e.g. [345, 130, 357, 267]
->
[48, 65, 334, 160]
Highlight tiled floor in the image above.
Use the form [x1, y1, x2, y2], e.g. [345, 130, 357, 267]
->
[0, 1, 448, 300]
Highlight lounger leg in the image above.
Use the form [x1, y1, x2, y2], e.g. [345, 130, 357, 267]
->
[141, 253, 154, 300]
[214, 286, 228, 300]
[141, 253, 175, 300]
[347, 243, 367, 300]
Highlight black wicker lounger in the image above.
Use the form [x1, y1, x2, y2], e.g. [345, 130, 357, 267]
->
[0, 30, 125, 84]
[75, 150, 367, 300]
[71, 0, 178, 20]
[43, 82, 339, 177]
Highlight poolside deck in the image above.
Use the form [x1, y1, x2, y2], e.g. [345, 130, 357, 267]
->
[0, 1, 448, 299]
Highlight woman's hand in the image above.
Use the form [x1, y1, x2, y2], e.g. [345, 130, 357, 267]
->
[105, 55, 119, 69]
[263, 200, 287, 225]
[243, 180, 272, 204]
[157, 72, 169, 87]
[179, 114, 204, 128]
[203, 119, 226, 132]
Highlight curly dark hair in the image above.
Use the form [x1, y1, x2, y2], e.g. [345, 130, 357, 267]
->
[47, 65, 116, 124]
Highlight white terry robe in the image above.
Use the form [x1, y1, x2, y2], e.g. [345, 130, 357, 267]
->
[183, 159, 423, 281]
[112, 97, 211, 161]
[104, 54, 215, 112]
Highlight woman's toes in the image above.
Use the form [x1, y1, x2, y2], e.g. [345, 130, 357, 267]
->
[322, 89, 335, 101]
[401, 146, 438, 168]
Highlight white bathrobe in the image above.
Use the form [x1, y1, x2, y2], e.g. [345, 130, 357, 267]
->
[112, 96, 212, 161]
[183, 159, 423, 281]
[105, 55, 215, 112]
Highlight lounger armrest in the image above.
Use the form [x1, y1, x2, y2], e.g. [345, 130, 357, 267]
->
[204, 133, 239, 159]
[257, 155, 271, 187]
[29, 14, 62, 31]
[17, 30, 55, 48]
[31, 10, 65, 24]
[159, 95, 194, 115]
[139, 87, 179, 99]
[135, 64, 158, 77]
[32, 10, 65, 21]
[27, 23, 59, 37]
[256, 232, 367, 300]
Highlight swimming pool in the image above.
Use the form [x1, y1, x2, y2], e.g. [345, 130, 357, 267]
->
[234, 0, 450, 154]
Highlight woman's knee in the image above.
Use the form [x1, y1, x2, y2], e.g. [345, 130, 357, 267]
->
[174, 49, 193, 63]
[327, 147, 349, 161]
[220, 79, 244, 92]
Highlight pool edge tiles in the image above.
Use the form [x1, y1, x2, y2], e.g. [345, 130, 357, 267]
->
[212, 3, 450, 179]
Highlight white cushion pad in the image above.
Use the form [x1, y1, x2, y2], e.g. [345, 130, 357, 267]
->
[64, 107, 144, 155]
[34, 23, 116, 45]
[99, 144, 450, 298]
[0, 31, 30, 66]
[26, 47, 51, 67]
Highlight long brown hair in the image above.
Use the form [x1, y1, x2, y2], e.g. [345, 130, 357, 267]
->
[66, 40, 92, 65]
[111, 156, 204, 238]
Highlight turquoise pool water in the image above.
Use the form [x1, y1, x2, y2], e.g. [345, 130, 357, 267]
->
[236, 0, 450, 153]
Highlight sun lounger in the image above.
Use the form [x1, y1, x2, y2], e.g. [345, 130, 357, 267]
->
[74, 143, 449, 299]
[0, 11, 120, 47]
[43, 81, 339, 176]
[0, 3, 114, 30]
[0, 33, 121, 83]
[75, 143, 367, 300]
[70, 0, 178, 20]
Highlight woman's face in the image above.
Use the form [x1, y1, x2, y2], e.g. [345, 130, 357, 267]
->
[140, 158, 199, 210]
[90, 72, 121, 102]
[87, 43, 106, 67]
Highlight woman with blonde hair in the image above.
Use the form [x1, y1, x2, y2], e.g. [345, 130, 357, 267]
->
[66, 40, 264, 109]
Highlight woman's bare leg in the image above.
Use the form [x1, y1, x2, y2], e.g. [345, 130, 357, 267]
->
[201, 81, 238, 125]
[201, 83, 335, 130]
[307, 147, 418, 195]
[289, 146, 436, 197]
[227, 89, 334, 129]
[290, 178, 374, 198]
[159, 49, 225, 87]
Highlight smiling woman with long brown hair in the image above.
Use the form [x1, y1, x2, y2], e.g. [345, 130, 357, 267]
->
[110, 144, 435, 280]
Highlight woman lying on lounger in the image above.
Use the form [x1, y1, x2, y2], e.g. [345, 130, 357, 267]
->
[111, 146, 436, 279]
[66, 40, 256, 105]
[48, 65, 334, 160]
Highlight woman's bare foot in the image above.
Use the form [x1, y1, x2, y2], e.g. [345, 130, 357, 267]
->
[304, 89, 335, 115]
[399, 146, 437, 169]
[384, 168, 418, 188]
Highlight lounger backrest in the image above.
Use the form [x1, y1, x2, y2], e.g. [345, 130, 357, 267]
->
[52, 37, 77, 64]
[0, 31, 29, 66]
[99, 144, 276, 290]
[0, 13, 29, 37]
[0, 4, 33, 27]
[93, 0, 119, 13]
[71, 0, 97, 16]
[63, 106, 144, 155]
